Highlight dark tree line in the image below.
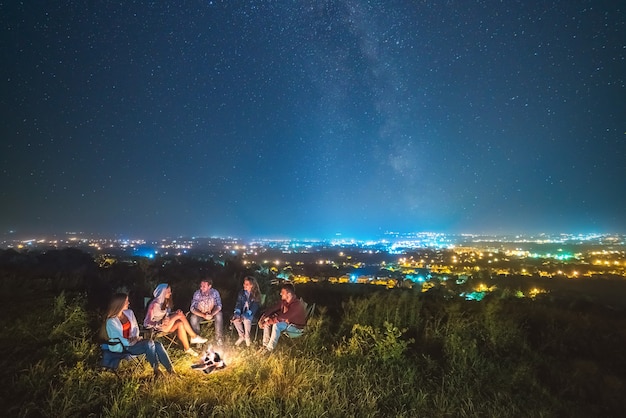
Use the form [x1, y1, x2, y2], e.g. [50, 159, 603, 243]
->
[0, 248, 274, 317]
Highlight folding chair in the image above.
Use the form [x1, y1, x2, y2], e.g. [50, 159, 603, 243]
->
[304, 302, 316, 323]
[100, 338, 143, 375]
[151, 329, 178, 350]
[249, 293, 267, 342]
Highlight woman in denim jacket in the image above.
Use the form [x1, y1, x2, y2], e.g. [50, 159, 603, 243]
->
[231, 276, 262, 347]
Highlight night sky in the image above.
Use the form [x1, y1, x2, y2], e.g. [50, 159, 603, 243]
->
[2, 1, 625, 240]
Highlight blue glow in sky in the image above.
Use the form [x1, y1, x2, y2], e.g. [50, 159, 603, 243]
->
[1, 1, 625, 240]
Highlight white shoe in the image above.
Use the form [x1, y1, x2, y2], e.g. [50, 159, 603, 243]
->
[185, 348, 199, 356]
[235, 337, 245, 346]
[190, 336, 208, 344]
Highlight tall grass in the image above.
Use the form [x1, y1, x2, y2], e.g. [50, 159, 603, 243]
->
[2, 287, 626, 417]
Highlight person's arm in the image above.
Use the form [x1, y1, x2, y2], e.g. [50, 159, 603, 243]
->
[243, 298, 259, 320]
[189, 291, 199, 315]
[261, 301, 281, 319]
[189, 291, 208, 319]
[277, 299, 307, 327]
[127, 310, 144, 343]
[248, 300, 260, 318]
[210, 289, 222, 316]
[127, 310, 140, 339]
[106, 317, 130, 348]
[258, 301, 282, 327]
[233, 291, 244, 316]
[143, 300, 161, 329]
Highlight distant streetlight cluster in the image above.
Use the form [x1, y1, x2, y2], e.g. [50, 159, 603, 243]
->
[3, 233, 624, 295]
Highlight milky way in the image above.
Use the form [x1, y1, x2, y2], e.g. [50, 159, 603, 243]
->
[1, 1, 624, 239]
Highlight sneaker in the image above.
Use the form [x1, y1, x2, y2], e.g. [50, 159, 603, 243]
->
[235, 337, 245, 346]
[256, 346, 272, 356]
[245, 338, 251, 347]
[259, 347, 272, 356]
[190, 336, 208, 344]
[185, 348, 199, 356]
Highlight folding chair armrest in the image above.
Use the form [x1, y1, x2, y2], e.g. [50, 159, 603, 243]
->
[139, 325, 155, 339]
[103, 337, 124, 348]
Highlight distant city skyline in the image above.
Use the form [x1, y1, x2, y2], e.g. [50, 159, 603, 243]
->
[3, 229, 623, 247]
[2, 2, 625, 239]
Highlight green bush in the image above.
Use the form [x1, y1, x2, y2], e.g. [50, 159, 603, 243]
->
[335, 321, 413, 363]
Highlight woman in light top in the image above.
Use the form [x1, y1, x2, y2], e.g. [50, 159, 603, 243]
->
[144, 283, 206, 356]
[100, 292, 174, 378]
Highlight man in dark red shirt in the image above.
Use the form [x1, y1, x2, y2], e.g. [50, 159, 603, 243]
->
[258, 283, 306, 353]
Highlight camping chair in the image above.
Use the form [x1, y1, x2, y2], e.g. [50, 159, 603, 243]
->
[100, 338, 143, 375]
[249, 293, 267, 342]
[150, 328, 178, 350]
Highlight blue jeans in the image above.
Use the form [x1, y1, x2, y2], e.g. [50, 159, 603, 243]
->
[189, 312, 224, 341]
[263, 322, 303, 351]
[127, 339, 173, 372]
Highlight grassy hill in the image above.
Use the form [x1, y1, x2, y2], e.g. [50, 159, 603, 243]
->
[1, 248, 625, 417]
[2, 280, 626, 417]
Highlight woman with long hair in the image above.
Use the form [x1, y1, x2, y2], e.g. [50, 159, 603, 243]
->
[144, 283, 206, 356]
[100, 292, 174, 378]
[231, 276, 262, 347]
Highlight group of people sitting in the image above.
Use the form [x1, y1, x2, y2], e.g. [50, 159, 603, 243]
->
[99, 276, 307, 377]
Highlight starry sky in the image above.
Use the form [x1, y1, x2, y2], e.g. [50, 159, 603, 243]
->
[1, 1, 625, 240]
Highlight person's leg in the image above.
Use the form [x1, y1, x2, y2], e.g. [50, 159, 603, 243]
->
[153, 341, 174, 373]
[283, 324, 304, 339]
[213, 311, 223, 344]
[127, 340, 158, 369]
[233, 319, 245, 340]
[243, 318, 252, 346]
[173, 311, 199, 338]
[189, 313, 203, 335]
[171, 321, 190, 350]
[266, 321, 289, 351]
[262, 326, 271, 347]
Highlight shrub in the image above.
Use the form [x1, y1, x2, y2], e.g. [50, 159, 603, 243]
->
[336, 321, 413, 363]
